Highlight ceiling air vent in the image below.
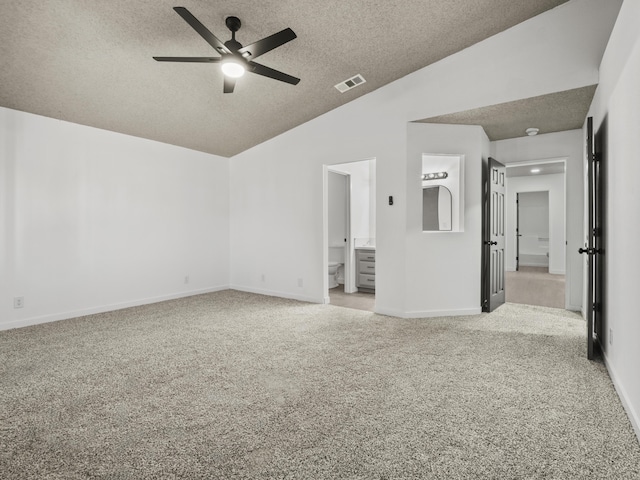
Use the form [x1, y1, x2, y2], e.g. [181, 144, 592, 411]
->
[334, 74, 366, 93]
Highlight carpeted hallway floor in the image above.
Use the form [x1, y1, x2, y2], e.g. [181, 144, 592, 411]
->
[506, 266, 565, 309]
[1, 291, 639, 479]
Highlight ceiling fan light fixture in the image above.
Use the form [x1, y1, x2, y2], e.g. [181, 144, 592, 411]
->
[221, 58, 245, 78]
[525, 127, 539, 136]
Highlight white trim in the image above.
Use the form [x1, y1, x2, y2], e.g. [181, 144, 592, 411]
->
[230, 285, 324, 305]
[375, 306, 482, 318]
[0, 285, 229, 331]
[373, 307, 404, 318]
[602, 349, 640, 444]
[324, 158, 377, 302]
[549, 268, 566, 275]
[327, 169, 355, 293]
[506, 157, 571, 310]
[504, 157, 568, 168]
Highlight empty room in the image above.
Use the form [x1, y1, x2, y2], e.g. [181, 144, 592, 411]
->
[2, 1, 640, 478]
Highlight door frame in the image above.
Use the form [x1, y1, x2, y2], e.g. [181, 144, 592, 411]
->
[504, 158, 568, 308]
[323, 158, 376, 302]
[580, 116, 604, 360]
[516, 192, 520, 271]
[326, 168, 354, 294]
[516, 190, 551, 270]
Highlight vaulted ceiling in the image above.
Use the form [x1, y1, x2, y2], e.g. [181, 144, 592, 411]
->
[1, 1, 574, 157]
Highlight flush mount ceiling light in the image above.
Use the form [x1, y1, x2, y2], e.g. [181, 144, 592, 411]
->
[525, 127, 539, 136]
[422, 172, 448, 181]
[221, 57, 245, 78]
[531, 168, 541, 173]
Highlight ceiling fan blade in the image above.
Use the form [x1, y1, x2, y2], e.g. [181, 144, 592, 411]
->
[248, 61, 300, 85]
[173, 7, 231, 55]
[223, 76, 236, 94]
[238, 28, 296, 60]
[153, 57, 221, 63]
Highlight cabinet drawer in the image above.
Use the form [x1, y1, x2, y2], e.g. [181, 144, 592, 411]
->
[357, 251, 376, 262]
[358, 261, 376, 275]
[358, 273, 376, 288]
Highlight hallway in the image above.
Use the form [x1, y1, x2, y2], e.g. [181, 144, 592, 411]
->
[506, 266, 565, 309]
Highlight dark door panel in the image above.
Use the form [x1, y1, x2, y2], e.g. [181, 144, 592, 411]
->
[483, 157, 506, 312]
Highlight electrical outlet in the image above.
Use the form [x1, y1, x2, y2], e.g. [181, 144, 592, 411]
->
[297, 278, 303, 288]
[184, 275, 189, 284]
[14, 297, 24, 309]
[609, 328, 613, 345]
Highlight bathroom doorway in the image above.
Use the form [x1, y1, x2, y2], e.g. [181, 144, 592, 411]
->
[324, 158, 376, 312]
[505, 160, 566, 309]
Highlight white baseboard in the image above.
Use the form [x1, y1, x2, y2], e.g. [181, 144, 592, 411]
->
[229, 285, 324, 305]
[373, 306, 404, 318]
[549, 268, 566, 275]
[375, 306, 482, 319]
[0, 286, 229, 331]
[602, 349, 640, 444]
[566, 303, 582, 312]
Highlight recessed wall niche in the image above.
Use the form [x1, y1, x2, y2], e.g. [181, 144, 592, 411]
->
[422, 154, 464, 232]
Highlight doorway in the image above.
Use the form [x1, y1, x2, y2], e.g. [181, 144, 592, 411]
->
[505, 160, 567, 309]
[323, 158, 376, 312]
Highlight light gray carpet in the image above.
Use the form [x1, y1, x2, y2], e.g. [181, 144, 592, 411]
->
[506, 267, 565, 309]
[1, 291, 639, 479]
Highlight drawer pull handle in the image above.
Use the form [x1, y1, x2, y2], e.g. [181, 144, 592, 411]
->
[367, 279, 375, 282]
[367, 266, 374, 269]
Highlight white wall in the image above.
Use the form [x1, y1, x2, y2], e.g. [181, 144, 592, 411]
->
[492, 130, 583, 309]
[517, 191, 550, 267]
[229, 0, 618, 315]
[404, 124, 486, 317]
[519, 191, 550, 243]
[586, 0, 640, 441]
[506, 174, 565, 274]
[0, 107, 230, 329]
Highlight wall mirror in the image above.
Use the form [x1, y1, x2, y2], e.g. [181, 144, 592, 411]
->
[422, 154, 464, 232]
[422, 185, 452, 231]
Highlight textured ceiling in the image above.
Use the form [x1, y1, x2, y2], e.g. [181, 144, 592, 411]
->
[416, 85, 597, 141]
[1, 0, 569, 157]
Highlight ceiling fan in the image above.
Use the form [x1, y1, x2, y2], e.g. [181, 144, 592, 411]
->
[153, 7, 300, 93]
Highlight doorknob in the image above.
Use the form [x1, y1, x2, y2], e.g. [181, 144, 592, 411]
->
[578, 247, 592, 254]
[484, 241, 497, 246]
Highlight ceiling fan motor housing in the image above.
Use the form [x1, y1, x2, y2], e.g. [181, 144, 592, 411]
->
[225, 16, 241, 33]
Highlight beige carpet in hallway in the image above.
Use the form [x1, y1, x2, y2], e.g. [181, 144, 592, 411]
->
[506, 266, 566, 309]
[329, 284, 375, 312]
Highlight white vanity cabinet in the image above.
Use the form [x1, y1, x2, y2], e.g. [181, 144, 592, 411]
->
[356, 249, 375, 291]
